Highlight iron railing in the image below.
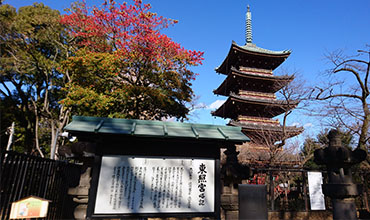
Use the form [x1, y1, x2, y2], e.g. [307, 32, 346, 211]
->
[0, 151, 81, 219]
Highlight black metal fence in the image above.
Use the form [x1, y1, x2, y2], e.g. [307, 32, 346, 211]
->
[247, 168, 310, 211]
[0, 151, 82, 219]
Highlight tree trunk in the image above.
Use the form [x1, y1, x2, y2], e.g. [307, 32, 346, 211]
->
[358, 101, 369, 150]
[25, 120, 34, 154]
[50, 122, 57, 159]
[34, 114, 44, 157]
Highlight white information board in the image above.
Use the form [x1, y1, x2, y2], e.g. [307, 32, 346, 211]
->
[307, 171, 326, 210]
[94, 155, 215, 214]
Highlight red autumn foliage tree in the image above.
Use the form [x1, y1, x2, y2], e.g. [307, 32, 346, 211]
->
[60, 0, 204, 120]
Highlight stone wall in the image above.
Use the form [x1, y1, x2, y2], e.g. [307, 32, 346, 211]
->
[268, 211, 332, 220]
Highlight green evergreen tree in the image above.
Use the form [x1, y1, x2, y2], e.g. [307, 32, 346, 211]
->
[301, 128, 354, 169]
[0, 3, 68, 155]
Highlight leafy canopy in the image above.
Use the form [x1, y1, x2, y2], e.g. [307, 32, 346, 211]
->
[60, 0, 204, 120]
[0, 3, 66, 154]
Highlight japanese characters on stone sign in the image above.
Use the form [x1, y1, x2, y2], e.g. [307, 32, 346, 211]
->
[94, 156, 215, 214]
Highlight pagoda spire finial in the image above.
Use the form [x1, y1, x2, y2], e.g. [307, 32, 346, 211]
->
[245, 5, 253, 44]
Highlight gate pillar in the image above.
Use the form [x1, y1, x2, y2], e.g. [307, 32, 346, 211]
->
[220, 145, 250, 220]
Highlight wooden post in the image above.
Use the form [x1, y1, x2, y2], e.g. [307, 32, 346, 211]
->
[302, 171, 309, 211]
[269, 170, 274, 211]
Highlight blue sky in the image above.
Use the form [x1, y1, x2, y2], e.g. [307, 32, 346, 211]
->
[6, 0, 370, 140]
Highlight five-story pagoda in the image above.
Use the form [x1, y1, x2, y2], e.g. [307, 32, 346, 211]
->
[212, 6, 303, 155]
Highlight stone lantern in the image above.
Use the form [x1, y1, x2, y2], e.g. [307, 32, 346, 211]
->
[314, 129, 367, 220]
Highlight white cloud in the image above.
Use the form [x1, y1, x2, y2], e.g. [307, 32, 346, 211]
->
[162, 117, 176, 122]
[208, 100, 225, 110]
[289, 122, 313, 128]
[291, 122, 301, 127]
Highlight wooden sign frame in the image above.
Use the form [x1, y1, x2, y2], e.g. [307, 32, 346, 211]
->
[86, 139, 221, 219]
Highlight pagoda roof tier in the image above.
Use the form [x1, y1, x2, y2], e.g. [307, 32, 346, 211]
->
[212, 93, 299, 119]
[230, 120, 303, 135]
[230, 120, 303, 144]
[214, 67, 294, 96]
[216, 42, 291, 74]
[236, 142, 302, 168]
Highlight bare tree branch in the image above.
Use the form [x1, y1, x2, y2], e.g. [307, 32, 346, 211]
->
[312, 47, 370, 150]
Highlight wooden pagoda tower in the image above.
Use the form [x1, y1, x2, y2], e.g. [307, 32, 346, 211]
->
[212, 6, 303, 162]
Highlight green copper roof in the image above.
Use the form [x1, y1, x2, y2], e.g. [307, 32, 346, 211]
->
[64, 116, 249, 143]
[215, 42, 291, 74]
[236, 41, 291, 55]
